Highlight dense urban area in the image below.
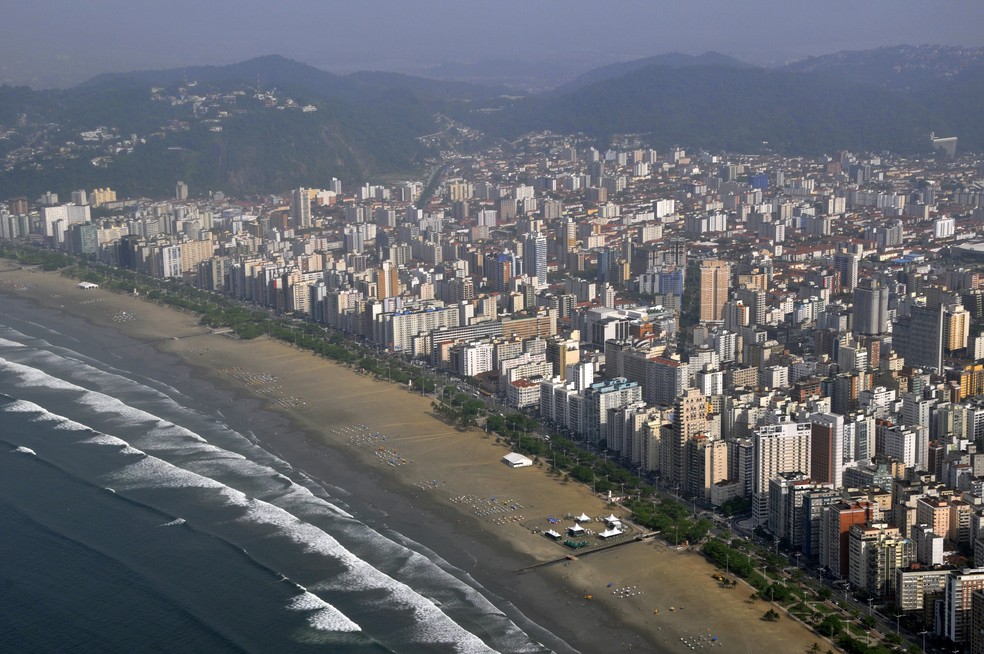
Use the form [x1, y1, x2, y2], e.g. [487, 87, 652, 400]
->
[6, 128, 984, 653]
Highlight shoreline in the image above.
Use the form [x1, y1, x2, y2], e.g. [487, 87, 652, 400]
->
[0, 263, 827, 654]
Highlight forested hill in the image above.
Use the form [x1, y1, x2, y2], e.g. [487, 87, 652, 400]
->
[0, 57, 469, 198]
[458, 45, 984, 155]
[457, 64, 948, 155]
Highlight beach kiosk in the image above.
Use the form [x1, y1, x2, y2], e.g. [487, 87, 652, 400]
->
[77, 281, 99, 290]
[502, 452, 533, 468]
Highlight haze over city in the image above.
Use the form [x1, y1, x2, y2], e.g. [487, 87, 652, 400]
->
[5, 0, 984, 88]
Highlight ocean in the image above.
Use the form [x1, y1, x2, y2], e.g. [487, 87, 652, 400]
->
[0, 295, 555, 653]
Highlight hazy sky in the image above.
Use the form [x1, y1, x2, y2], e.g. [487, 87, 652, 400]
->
[5, 0, 984, 87]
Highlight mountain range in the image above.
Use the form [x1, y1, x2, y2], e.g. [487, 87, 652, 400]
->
[1, 45, 981, 199]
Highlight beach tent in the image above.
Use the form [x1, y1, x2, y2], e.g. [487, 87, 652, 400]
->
[568, 524, 585, 536]
[604, 514, 622, 528]
[576, 513, 591, 523]
[502, 452, 534, 468]
[544, 530, 561, 540]
[598, 527, 623, 539]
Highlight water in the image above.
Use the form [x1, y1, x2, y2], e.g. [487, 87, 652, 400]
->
[0, 300, 554, 654]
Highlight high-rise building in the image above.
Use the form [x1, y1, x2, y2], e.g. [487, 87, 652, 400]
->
[848, 523, 912, 597]
[853, 277, 890, 336]
[90, 188, 116, 207]
[376, 260, 400, 299]
[945, 568, 984, 644]
[699, 260, 731, 323]
[545, 335, 580, 381]
[290, 188, 312, 229]
[811, 413, 845, 489]
[734, 286, 766, 326]
[820, 500, 878, 579]
[584, 377, 642, 446]
[555, 218, 576, 262]
[834, 250, 859, 291]
[752, 414, 812, 525]
[686, 435, 728, 501]
[489, 252, 513, 292]
[944, 303, 971, 355]
[7, 196, 28, 215]
[894, 304, 944, 372]
[175, 180, 188, 201]
[802, 489, 841, 559]
[523, 233, 548, 288]
[971, 589, 984, 654]
[768, 474, 828, 547]
[671, 388, 707, 494]
[70, 189, 88, 206]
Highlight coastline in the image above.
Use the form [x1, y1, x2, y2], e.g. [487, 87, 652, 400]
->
[0, 263, 827, 654]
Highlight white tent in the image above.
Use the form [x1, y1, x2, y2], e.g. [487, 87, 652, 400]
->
[598, 527, 623, 539]
[576, 513, 592, 523]
[544, 529, 561, 540]
[502, 452, 533, 468]
[604, 514, 622, 528]
[567, 524, 585, 536]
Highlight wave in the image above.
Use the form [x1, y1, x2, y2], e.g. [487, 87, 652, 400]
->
[0, 397, 367, 637]
[159, 518, 187, 527]
[287, 590, 361, 632]
[0, 389, 500, 651]
[80, 433, 146, 456]
[0, 336, 549, 652]
[11, 445, 36, 455]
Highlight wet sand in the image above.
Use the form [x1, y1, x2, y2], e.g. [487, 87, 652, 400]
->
[0, 263, 826, 654]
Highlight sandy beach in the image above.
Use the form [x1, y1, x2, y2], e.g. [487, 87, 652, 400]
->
[0, 262, 829, 654]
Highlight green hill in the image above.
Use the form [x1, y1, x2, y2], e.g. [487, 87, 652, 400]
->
[461, 64, 939, 154]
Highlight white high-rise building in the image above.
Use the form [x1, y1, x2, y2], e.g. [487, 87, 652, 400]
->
[477, 209, 497, 227]
[811, 413, 844, 490]
[41, 204, 90, 240]
[752, 413, 812, 525]
[934, 216, 955, 239]
[460, 342, 494, 377]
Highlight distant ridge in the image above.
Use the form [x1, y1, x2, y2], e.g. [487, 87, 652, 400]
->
[553, 51, 754, 93]
[783, 44, 984, 90]
[80, 54, 505, 103]
[462, 64, 945, 154]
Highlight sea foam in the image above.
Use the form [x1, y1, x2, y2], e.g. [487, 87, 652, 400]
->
[236, 499, 495, 652]
[287, 591, 361, 632]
